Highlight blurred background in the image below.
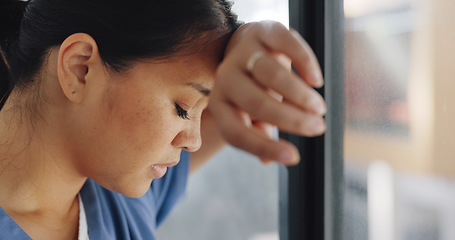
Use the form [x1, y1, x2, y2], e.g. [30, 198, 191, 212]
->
[344, 0, 455, 239]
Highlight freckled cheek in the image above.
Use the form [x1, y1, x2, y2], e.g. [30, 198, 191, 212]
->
[124, 106, 180, 155]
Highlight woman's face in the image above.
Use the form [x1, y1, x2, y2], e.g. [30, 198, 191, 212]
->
[67, 40, 223, 197]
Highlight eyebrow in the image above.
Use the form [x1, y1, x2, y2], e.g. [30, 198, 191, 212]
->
[187, 83, 211, 97]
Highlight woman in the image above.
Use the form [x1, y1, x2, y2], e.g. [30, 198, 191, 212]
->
[0, 0, 326, 239]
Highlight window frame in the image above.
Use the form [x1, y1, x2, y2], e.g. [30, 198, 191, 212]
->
[279, 0, 344, 239]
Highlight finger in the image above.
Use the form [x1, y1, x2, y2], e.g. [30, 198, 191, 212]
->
[239, 112, 277, 164]
[250, 53, 326, 115]
[251, 120, 274, 140]
[251, 120, 275, 164]
[219, 68, 326, 136]
[208, 98, 300, 165]
[252, 22, 323, 88]
[266, 88, 283, 103]
[289, 28, 323, 87]
[274, 53, 292, 71]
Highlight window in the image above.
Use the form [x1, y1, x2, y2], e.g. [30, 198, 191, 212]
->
[281, 0, 455, 239]
[344, 0, 455, 239]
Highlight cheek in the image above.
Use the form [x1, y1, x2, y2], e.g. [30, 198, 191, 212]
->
[74, 94, 177, 172]
[107, 96, 176, 156]
[74, 98, 180, 194]
[125, 106, 176, 153]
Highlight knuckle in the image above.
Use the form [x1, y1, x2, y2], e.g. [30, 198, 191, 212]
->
[270, 21, 287, 33]
[252, 21, 287, 39]
[252, 22, 268, 35]
[259, 20, 286, 31]
[248, 96, 268, 116]
[267, 23, 290, 42]
[268, 68, 288, 85]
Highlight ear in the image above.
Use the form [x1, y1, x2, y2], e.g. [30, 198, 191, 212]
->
[57, 33, 103, 103]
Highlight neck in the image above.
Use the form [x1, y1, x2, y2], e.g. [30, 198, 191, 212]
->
[0, 95, 86, 221]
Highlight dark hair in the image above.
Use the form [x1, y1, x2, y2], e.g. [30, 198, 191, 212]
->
[0, 0, 241, 111]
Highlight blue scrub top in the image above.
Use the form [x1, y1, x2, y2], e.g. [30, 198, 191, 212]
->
[0, 151, 190, 240]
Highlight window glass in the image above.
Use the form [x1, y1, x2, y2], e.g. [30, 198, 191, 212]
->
[156, 1, 288, 240]
[344, 0, 455, 239]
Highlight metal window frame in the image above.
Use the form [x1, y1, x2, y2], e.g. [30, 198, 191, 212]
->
[279, 0, 344, 239]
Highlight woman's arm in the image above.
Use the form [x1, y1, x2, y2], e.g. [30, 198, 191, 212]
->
[190, 21, 326, 172]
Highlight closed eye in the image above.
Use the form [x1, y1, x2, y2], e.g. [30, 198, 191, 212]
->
[175, 103, 190, 120]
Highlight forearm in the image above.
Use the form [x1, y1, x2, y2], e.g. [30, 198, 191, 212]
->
[189, 109, 227, 174]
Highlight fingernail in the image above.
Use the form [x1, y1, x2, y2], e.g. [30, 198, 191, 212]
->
[311, 99, 326, 115]
[279, 149, 300, 165]
[311, 70, 324, 88]
[278, 149, 292, 162]
[312, 120, 326, 134]
[308, 93, 326, 115]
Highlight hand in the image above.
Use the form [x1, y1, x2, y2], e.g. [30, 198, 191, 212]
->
[208, 21, 326, 166]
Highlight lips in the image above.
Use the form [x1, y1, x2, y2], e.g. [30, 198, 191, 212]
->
[149, 159, 180, 178]
[150, 164, 168, 178]
[159, 160, 180, 168]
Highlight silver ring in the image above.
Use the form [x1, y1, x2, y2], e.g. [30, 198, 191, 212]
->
[246, 51, 265, 73]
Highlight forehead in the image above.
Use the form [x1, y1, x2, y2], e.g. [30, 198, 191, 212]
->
[138, 36, 226, 83]
[112, 33, 228, 90]
[117, 54, 216, 92]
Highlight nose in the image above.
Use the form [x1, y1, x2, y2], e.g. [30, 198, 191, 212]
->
[172, 120, 202, 152]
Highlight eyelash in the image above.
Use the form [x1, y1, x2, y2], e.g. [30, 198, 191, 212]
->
[175, 103, 190, 120]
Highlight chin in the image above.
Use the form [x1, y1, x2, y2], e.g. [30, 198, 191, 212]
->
[105, 177, 154, 198]
[121, 189, 150, 198]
